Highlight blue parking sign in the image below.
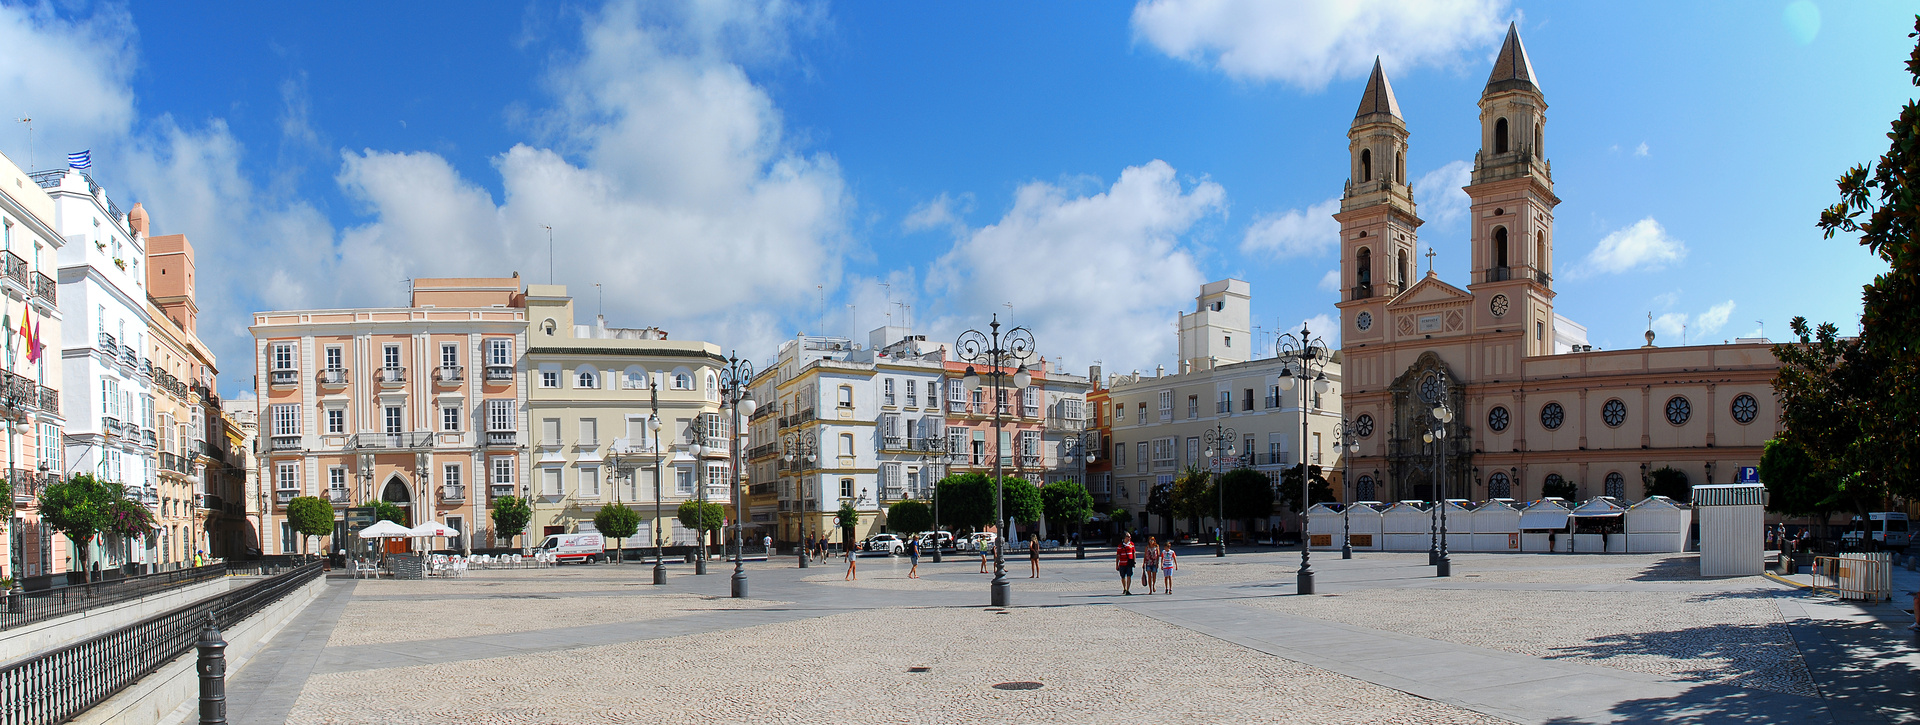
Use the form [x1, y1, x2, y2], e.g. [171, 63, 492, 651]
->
[1736, 466, 1759, 483]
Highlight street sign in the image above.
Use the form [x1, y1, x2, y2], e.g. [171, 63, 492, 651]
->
[345, 507, 376, 531]
[1735, 466, 1760, 484]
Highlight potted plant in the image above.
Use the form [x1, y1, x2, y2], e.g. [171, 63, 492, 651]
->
[1, 576, 16, 614]
[113, 258, 126, 270]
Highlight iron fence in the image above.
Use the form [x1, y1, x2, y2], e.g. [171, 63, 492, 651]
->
[0, 563, 227, 631]
[0, 560, 322, 725]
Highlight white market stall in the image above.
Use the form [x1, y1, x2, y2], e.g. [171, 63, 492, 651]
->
[1518, 499, 1572, 552]
[1695, 484, 1764, 576]
[1381, 501, 1433, 552]
[1468, 499, 1521, 552]
[1438, 500, 1474, 552]
[1306, 503, 1344, 550]
[1569, 498, 1628, 553]
[1346, 502, 1385, 551]
[1624, 496, 1692, 553]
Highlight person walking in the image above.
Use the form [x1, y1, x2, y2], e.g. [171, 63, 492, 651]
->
[1028, 534, 1041, 578]
[845, 542, 858, 580]
[1143, 537, 1160, 594]
[979, 535, 991, 574]
[1116, 534, 1136, 595]
[907, 537, 921, 579]
[1160, 541, 1178, 594]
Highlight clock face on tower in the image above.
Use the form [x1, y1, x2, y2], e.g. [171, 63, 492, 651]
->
[1356, 311, 1373, 331]
[1490, 294, 1510, 317]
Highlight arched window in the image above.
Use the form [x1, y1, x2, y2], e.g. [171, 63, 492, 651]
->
[575, 366, 599, 389]
[1397, 249, 1409, 285]
[705, 373, 718, 401]
[1604, 471, 1625, 499]
[838, 385, 853, 408]
[1356, 247, 1372, 287]
[1487, 472, 1511, 499]
[1493, 226, 1509, 269]
[1536, 231, 1547, 273]
[1534, 125, 1543, 156]
[671, 368, 693, 390]
[1360, 148, 1372, 182]
[1395, 150, 1405, 183]
[838, 433, 854, 457]
[1494, 117, 1510, 154]
[623, 366, 646, 390]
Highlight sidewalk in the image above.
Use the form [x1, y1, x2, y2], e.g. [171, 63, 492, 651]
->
[1762, 559, 1920, 724]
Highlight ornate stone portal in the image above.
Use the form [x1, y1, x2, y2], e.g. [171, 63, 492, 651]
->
[1385, 353, 1473, 502]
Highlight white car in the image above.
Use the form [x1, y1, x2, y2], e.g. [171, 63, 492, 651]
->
[862, 534, 905, 555]
[962, 533, 998, 551]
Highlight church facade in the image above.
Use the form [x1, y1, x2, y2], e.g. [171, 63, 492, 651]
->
[1336, 26, 1780, 504]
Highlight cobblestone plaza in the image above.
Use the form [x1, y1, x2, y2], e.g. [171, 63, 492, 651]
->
[217, 550, 1919, 724]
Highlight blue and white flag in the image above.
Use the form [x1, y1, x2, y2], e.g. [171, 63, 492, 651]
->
[67, 150, 90, 169]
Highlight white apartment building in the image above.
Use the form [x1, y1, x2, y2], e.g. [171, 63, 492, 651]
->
[1105, 280, 1346, 538]
[0, 153, 66, 582]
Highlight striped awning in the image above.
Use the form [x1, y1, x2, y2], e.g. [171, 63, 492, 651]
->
[1692, 484, 1767, 507]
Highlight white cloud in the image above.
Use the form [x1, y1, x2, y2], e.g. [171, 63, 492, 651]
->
[1301, 313, 1341, 349]
[1633, 142, 1649, 157]
[1579, 217, 1686, 275]
[1649, 300, 1736, 345]
[1652, 312, 1686, 340]
[1241, 197, 1340, 259]
[1411, 160, 1472, 226]
[1696, 300, 1735, 336]
[1317, 269, 1340, 292]
[903, 192, 973, 235]
[928, 160, 1224, 375]
[0, 4, 136, 171]
[1131, 0, 1511, 88]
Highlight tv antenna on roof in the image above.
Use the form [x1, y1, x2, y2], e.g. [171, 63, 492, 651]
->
[15, 118, 30, 170]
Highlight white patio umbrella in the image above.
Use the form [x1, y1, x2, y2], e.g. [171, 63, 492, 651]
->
[357, 520, 413, 538]
[408, 521, 458, 573]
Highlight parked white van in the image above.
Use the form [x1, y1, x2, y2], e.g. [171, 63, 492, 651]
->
[539, 533, 606, 563]
[1840, 512, 1910, 551]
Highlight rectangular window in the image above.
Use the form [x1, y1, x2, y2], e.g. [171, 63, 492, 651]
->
[443, 463, 462, 491]
[580, 467, 600, 498]
[328, 467, 347, 497]
[579, 418, 598, 446]
[324, 346, 343, 371]
[1137, 442, 1148, 472]
[1243, 389, 1255, 411]
[384, 406, 402, 434]
[1218, 390, 1232, 414]
[542, 418, 561, 445]
[840, 478, 854, 499]
[1022, 387, 1039, 415]
[277, 461, 299, 490]
[905, 380, 917, 407]
[996, 388, 1008, 414]
[947, 428, 965, 456]
[1115, 403, 1127, 423]
[542, 467, 562, 496]
[947, 379, 964, 403]
[272, 343, 294, 370]
[281, 521, 297, 553]
[488, 339, 512, 366]
[271, 404, 301, 436]
[487, 400, 515, 431]
[1188, 395, 1199, 419]
[884, 378, 896, 407]
[1113, 442, 1126, 469]
[1186, 437, 1200, 467]
[1151, 437, 1177, 467]
[326, 409, 345, 434]
[383, 344, 401, 369]
[1313, 432, 1323, 464]
[491, 457, 515, 489]
[676, 468, 694, 495]
[442, 406, 461, 431]
[881, 462, 902, 496]
[37, 422, 59, 469]
[441, 343, 459, 368]
[540, 369, 559, 388]
[1020, 430, 1039, 456]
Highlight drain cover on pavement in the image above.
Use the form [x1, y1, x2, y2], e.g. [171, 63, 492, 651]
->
[908, 667, 931, 673]
[992, 682, 1043, 691]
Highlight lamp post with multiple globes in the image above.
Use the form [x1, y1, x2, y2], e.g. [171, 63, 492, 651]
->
[1200, 424, 1236, 558]
[782, 431, 817, 568]
[954, 314, 1035, 608]
[1276, 321, 1332, 595]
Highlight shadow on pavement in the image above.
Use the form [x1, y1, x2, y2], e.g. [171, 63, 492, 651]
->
[1543, 622, 1808, 694]
[1539, 682, 1827, 724]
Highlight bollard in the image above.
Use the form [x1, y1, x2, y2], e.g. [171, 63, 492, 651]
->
[197, 614, 228, 724]
[1076, 543, 1085, 560]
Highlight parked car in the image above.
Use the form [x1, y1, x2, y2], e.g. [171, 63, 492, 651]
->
[538, 533, 606, 563]
[918, 531, 954, 550]
[861, 534, 905, 555]
[962, 532, 997, 551]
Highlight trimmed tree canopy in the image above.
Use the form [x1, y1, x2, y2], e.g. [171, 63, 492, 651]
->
[370, 499, 408, 525]
[287, 496, 336, 538]
[935, 473, 994, 529]
[678, 500, 725, 533]
[1040, 480, 1094, 530]
[491, 496, 532, 540]
[1000, 477, 1043, 525]
[887, 499, 933, 534]
[1646, 467, 1690, 503]
[594, 503, 642, 541]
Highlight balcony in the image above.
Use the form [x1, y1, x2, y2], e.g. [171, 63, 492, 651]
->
[30, 271, 54, 304]
[1262, 452, 1293, 466]
[881, 435, 906, 451]
[97, 331, 116, 352]
[489, 483, 516, 500]
[327, 488, 350, 505]
[484, 364, 514, 383]
[375, 366, 406, 386]
[316, 368, 349, 388]
[269, 369, 299, 387]
[486, 430, 518, 447]
[38, 385, 55, 412]
[441, 485, 466, 502]
[0, 250, 27, 291]
[1216, 400, 1231, 414]
[349, 431, 433, 450]
[270, 435, 302, 451]
[142, 429, 157, 449]
[1019, 455, 1041, 468]
[119, 345, 136, 368]
[101, 416, 123, 438]
[702, 437, 730, 455]
[275, 489, 296, 505]
[1046, 416, 1086, 431]
[910, 437, 945, 452]
[1265, 394, 1281, 409]
[432, 365, 464, 386]
[1350, 283, 1373, 301]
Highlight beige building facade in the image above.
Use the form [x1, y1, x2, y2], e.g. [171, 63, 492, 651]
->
[0, 151, 65, 582]
[1334, 27, 1779, 505]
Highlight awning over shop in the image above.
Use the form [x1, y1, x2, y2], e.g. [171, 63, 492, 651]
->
[1518, 510, 1571, 530]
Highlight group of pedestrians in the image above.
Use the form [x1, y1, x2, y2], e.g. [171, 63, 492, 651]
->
[1114, 534, 1176, 595]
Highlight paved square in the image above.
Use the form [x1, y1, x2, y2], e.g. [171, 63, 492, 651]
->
[217, 548, 1919, 724]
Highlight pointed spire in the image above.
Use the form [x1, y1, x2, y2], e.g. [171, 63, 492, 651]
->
[1354, 57, 1403, 121]
[1484, 22, 1540, 93]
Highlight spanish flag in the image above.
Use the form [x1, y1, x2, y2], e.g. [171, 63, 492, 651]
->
[17, 311, 30, 364]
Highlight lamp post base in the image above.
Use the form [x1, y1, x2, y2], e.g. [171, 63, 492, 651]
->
[933, 545, 942, 563]
[1215, 541, 1225, 558]
[1427, 546, 1439, 566]
[990, 579, 1010, 607]
[798, 550, 810, 568]
[652, 563, 666, 585]
[1341, 543, 1352, 559]
[695, 558, 707, 575]
[731, 567, 748, 597]
[1075, 543, 1084, 560]
[1296, 568, 1314, 595]
[1436, 557, 1450, 578]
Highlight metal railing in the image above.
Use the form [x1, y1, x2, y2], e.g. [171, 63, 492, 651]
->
[96, 332, 115, 352]
[0, 251, 27, 289]
[37, 386, 54, 413]
[348, 432, 433, 450]
[1350, 283, 1373, 301]
[269, 369, 299, 385]
[270, 435, 301, 451]
[0, 560, 324, 725]
[441, 485, 466, 502]
[484, 364, 514, 382]
[0, 563, 228, 632]
[433, 365, 464, 384]
[119, 346, 136, 368]
[375, 366, 406, 384]
[327, 488, 350, 504]
[275, 489, 296, 504]
[486, 430, 517, 446]
[316, 368, 349, 386]
[29, 272, 53, 304]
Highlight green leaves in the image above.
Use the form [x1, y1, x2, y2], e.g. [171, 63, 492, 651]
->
[1645, 467, 1691, 503]
[886, 499, 933, 534]
[934, 473, 993, 529]
[370, 499, 407, 525]
[678, 500, 725, 533]
[1040, 480, 1094, 529]
[491, 496, 533, 539]
[593, 503, 642, 540]
[287, 496, 336, 538]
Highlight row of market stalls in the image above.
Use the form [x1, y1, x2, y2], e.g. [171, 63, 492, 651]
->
[1305, 496, 1692, 554]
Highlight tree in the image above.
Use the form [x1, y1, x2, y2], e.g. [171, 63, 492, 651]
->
[678, 500, 725, 536]
[1170, 467, 1213, 536]
[1807, 16, 1920, 503]
[834, 503, 860, 549]
[1276, 464, 1334, 513]
[934, 473, 994, 530]
[1040, 480, 1094, 539]
[1771, 318, 1885, 514]
[1646, 467, 1690, 503]
[594, 503, 642, 563]
[0, 476, 11, 534]
[369, 499, 407, 525]
[1109, 508, 1133, 532]
[1761, 437, 1851, 519]
[1218, 468, 1275, 537]
[38, 475, 124, 584]
[286, 496, 336, 555]
[1541, 476, 1577, 500]
[999, 477, 1043, 538]
[887, 499, 933, 535]
[1145, 480, 1175, 533]
[491, 496, 532, 548]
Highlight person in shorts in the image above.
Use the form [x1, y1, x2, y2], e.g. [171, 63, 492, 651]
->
[907, 536, 921, 579]
[1143, 537, 1160, 593]
[1028, 535, 1041, 578]
[1160, 541, 1178, 593]
[1116, 534, 1136, 595]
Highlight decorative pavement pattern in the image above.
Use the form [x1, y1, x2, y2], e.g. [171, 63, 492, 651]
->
[214, 549, 1920, 724]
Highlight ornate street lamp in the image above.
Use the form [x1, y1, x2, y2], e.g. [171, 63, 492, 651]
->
[1276, 321, 1331, 595]
[955, 314, 1034, 608]
[1201, 424, 1236, 558]
[1062, 432, 1094, 559]
[781, 430, 817, 568]
[1419, 370, 1456, 577]
[1337, 418, 1361, 559]
[717, 352, 756, 598]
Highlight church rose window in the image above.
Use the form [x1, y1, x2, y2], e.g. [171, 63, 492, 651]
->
[1488, 406, 1509, 433]
[1419, 374, 1442, 403]
[1540, 402, 1565, 430]
[1665, 396, 1692, 426]
[1731, 394, 1758, 424]
[1356, 311, 1372, 331]
[1601, 399, 1626, 428]
[1354, 414, 1374, 438]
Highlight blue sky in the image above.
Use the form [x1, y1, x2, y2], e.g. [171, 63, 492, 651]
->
[0, 1, 1906, 397]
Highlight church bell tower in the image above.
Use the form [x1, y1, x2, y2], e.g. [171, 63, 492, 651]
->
[1335, 58, 1423, 346]
[1465, 23, 1561, 356]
